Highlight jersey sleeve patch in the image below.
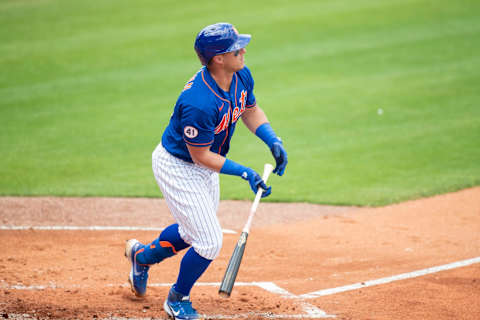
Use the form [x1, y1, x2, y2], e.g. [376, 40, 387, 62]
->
[184, 126, 198, 139]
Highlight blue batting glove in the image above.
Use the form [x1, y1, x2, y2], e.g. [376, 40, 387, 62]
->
[242, 168, 272, 198]
[220, 159, 272, 198]
[271, 141, 288, 176]
[255, 123, 288, 176]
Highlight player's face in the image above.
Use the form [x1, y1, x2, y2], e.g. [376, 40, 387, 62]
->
[224, 48, 246, 72]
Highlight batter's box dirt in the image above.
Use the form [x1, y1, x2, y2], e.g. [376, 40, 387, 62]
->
[0, 285, 310, 319]
[191, 286, 307, 318]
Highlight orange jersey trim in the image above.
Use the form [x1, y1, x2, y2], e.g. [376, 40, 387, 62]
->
[201, 70, 230, 104]
[184, 138, 214, 146]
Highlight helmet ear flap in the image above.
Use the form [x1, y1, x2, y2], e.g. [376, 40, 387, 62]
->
[195, 50, 208, 66]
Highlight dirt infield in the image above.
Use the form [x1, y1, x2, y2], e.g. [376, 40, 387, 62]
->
[1, 187, 479, 319]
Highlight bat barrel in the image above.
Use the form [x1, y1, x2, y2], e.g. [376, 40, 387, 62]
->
[218, 232, 248, 298]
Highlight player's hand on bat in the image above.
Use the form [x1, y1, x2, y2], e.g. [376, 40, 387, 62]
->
[270, 141, 288, 176]
[242, 169, 272, 198]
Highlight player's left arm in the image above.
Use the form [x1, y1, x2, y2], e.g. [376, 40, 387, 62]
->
[241, 106, 288, 176]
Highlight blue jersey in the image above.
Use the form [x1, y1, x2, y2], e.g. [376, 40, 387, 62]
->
[161, 66, 257, 163]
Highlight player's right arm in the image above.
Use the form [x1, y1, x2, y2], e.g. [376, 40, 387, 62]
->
[186, 144, 225, 172]
[186, 144, 271, 198]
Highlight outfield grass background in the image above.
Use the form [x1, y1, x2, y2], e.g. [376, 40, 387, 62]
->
[1, 0, 479, 205]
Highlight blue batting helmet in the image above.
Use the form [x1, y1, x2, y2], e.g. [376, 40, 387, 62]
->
[194, 23, 251, 65]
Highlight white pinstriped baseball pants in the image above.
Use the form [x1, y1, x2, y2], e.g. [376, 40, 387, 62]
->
[152, 143, 223, 260]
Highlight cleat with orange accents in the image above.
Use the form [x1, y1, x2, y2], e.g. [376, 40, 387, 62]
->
[125, 239, 150, 297]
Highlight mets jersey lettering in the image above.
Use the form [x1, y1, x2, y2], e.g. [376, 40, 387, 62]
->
[215, 90, 247, 134]
[162, 66, 257, 162]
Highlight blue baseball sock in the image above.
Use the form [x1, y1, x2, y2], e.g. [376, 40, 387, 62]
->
[135, 224, 190, 265]
[173, 247, 212, 297]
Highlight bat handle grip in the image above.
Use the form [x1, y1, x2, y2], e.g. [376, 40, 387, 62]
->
[243, 163, 274, 233]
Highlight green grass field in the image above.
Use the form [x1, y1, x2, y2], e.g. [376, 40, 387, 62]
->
[1, 0, 479, 205]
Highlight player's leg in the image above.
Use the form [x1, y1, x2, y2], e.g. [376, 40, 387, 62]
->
[163, 247, 212, 319]
[135, 224, 190, 265]
[170, 166, 222, 293]
[156, 146, 222, 319]
[125, 224, 190, 297]
[169, 199, 222, 299]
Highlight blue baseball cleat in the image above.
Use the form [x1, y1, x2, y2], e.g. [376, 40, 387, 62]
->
[125, 239, 150, 297]
[163, 287, 202, 320]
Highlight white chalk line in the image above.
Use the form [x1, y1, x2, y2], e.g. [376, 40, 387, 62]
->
[0, 225, 237, 234]
[300, 256, 480, 299]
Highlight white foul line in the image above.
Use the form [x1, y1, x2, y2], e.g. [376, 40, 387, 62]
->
[0, 225, 236, 234]
[135, 281, 333, 318]
[300, 256, 480, 299]
[204, 312, 334, 319]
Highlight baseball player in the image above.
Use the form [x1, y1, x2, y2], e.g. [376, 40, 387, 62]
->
[125, 22, 287, 319]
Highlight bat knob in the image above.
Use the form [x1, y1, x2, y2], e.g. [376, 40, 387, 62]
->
[218, 290, 231, 298]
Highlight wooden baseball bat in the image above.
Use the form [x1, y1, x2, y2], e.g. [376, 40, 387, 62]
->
[218, 163, 274, 298]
